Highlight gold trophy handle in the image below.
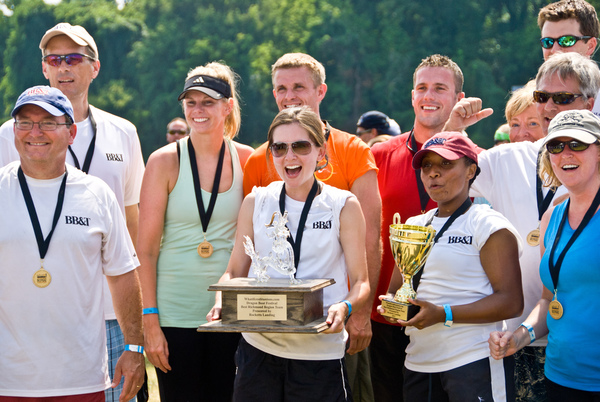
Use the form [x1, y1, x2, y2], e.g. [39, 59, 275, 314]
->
[393, 212, 401, 225]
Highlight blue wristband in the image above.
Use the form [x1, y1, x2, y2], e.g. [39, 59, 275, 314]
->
[341, 300, 352, 318]
[443, 304, 453, 327]
[520, 322, 536, 344]
[143, 307, 159, 315]
[124, 344, 144, 354]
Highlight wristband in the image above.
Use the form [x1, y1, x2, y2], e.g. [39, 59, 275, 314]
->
[340, 300, 352, 318]
[124, 344, 144, 354]
[443, 304, 453, 327]
[143, 307, 159, 315]
[520, 322, 536, 344]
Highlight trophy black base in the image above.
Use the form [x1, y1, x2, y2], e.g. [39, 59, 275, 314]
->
[380, 298, 420, 321]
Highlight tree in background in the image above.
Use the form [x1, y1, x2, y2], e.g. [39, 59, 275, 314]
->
[0, 0, 595, 158]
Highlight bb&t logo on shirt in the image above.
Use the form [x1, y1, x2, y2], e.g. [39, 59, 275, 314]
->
[106, 153, 124, 162]
[313, 220, 332, 229]
[65, 215, 91, 226]
[447, 235, 472, 245]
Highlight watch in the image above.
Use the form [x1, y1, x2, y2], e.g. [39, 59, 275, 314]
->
[443, 304, 453, 327]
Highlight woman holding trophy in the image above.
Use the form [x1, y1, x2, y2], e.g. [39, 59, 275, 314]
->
[208, 106, 370, 401]
[137, 62, 253, 400]
[489, 110, 600, 400]
[378, 132, 523, 402]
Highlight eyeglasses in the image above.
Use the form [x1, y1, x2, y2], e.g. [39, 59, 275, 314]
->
[546, 140, 592, 154]
[540, 35, 593, 49]
[42, 53, 96, 67]
[356, 128, 372, 136]
[270, 141, 313, 157]
[15, 120, 70, 131]
[168, 130, 188, 135]
[533, 91, 583, 105]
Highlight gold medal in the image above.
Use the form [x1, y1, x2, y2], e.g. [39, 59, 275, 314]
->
[33, 268, 51, 288]
[549, 290, 563, 319]
[549, 299, 563, 319]
[198, 240, 213, 258]
[527, 228, 540, 247]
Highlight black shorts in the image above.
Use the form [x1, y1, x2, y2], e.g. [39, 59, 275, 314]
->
[546, 377, 600, 402]
[156, 327, 240, 402]
[233, 337, 353, 402]
[403, 356, 515, 402]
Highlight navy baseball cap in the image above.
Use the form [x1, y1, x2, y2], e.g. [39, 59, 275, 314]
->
[356, 110, 400, 136]
[11, 86, 74, 122]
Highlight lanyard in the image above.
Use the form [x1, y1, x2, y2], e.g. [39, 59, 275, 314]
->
[278, 178, 320, 270]
[68, 107, 97, 173]
[17, 167, 67, 260]
[188, 138, 225, 234]
[548, 187, 600, 293]
[412, 197, 473, 291]
[407, 129, 430, 213]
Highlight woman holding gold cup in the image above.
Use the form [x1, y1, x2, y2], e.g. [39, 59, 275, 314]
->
[378, 132, 523, 401]
[489, 110, 600, 400]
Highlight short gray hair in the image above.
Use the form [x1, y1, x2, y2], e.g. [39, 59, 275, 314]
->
[536, 52, 600, 101]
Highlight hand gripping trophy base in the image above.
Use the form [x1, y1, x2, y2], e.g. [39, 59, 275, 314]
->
[380, 278, 420, 321]
[380, 213, 435, 321]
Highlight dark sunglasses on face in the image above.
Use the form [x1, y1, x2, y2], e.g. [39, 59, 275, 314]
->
[42, 53, 96, 67]
[533, 91, 583, 105]
[546, 140, 592, 154]
[540, 35, 593, 49]
[168, 130, 187, 135]
[270, 141, 313, 157]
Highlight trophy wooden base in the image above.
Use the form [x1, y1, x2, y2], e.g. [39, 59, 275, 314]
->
[197, 277, 335, 333]
[380, 298, 420, 321]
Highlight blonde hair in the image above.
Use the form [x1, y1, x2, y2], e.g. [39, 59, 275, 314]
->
[185, 61, 241, 139]
[271, 53, 326, 88]
[505, 80, 537, 122]
[267, 106, 328, 171]
[539, 148, 562, 188]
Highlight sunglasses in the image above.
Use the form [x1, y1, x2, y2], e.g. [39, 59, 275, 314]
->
[533, 91, 583, 105]
[356, 128, 372, 136]
[540, 35, 593, 49]
[270, 141, 313, 157]
[42, 53, 96, 67]
[168, 130, 187, 135]
[546, 140, 592, 154]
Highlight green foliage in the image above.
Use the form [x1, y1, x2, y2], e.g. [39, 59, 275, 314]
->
[1, 0, 599, 155]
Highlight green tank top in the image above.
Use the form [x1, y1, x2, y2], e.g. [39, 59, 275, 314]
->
[157, 137, 243, 327]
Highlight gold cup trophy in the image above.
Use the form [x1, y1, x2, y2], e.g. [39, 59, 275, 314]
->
[381, 213, 436, 321]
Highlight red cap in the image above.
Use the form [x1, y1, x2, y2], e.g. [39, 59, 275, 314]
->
[412, 132, 479, 169]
